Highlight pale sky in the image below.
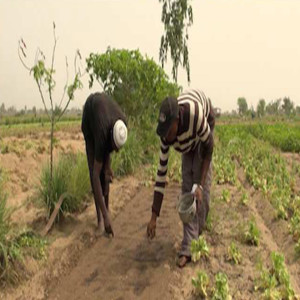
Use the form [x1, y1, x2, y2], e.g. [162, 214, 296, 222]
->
[0, 0, 299, 112]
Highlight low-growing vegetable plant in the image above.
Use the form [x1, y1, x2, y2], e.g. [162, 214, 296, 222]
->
[255, 252, 298, 300]
[212, 272, 232, 300]
[240, 191, 249, 205]
[192, 270, 210, 298]
[244, 220, 260, 246]
[190, 236, 209, 262]
[226, 242, 242, 265]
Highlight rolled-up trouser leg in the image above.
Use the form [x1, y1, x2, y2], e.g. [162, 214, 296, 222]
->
[179, 143, 212, 257]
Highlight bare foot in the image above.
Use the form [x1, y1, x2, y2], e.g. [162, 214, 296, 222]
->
[176, 256, 191, 268]
[95, 223, 103, 238]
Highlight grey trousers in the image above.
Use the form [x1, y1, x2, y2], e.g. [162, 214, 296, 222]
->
[179, 143, 212, 257]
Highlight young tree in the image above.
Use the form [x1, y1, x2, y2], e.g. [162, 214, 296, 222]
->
[18, 23, 83, 201]
[257, 99, 266, 118]
[237, 97, 248, 116]
[159, 0, 193, 83]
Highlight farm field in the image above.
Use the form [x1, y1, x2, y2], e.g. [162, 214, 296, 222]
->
[0, 120, 300, 300]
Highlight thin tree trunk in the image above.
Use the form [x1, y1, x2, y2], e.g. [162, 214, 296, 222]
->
[50, 117, 54, 197]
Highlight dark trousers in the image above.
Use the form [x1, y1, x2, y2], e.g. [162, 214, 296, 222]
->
[179, 142, 212, 257]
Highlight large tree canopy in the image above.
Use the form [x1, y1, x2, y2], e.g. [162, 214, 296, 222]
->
[159, 0, 193, 83]
[86, 48, 180, 120]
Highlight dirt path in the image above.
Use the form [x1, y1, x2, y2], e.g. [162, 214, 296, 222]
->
[48, 184, 183, 300]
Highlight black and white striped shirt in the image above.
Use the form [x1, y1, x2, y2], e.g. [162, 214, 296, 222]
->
[153, 89, 213, 215]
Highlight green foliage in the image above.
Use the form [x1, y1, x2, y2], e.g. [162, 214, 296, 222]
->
[220, 189, 231, 203]
[190, 236, 209, 262]
[212, 272, 231, 300]
[215, 124, 300, 251]
[38, 153, 90, 220]
[237, 97, 248, 115]
[240, 191, 249, 206]
[86, 48, 180, 120]
[282, 97, 294, 116]
[192, 270, 209, 298]
[227, 242, 242, 265]
[159, 0, 193, 82]
[213, 148, 237, 185]
[15, 231, 47, 260]
[1, 175, 46, 283]
[257, 99, 266, 118]
[255, 252, 298, 300]
[244, 220, 260, 246]
[246, 123, 300, 153]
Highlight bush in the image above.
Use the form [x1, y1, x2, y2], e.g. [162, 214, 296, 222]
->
[38, 153, 90, 220]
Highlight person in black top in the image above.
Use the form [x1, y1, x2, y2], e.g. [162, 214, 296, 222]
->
[81, 93, 128, 236]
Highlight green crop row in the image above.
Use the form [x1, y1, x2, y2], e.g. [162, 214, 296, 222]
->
[215, 124, 300, 255]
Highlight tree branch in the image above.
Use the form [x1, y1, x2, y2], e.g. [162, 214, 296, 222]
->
[36, 79, 51, 121]
[58, 56, 69, 111]
[49, 22, 57, 115]
[18, 42, 31, 71]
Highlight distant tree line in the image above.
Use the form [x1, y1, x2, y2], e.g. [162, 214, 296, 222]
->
[236, 97, 300, 118]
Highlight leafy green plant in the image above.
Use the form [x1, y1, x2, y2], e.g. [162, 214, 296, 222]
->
[212, 272, 231, 300]
[15, 231, 47, 260]
[255, 252, 298, 300]
[226, 242, 242, 265]
[192, 270, 209, 298]
[190, 236, 209, 262]
[244, 220, 260, 246]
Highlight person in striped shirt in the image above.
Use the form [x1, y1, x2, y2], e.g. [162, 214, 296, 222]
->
[146, 89, 215, 268]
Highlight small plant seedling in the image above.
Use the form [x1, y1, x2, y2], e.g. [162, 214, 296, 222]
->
[244, 220, 260, 246]
[240, 191, 249, 205]
[212, 272, 232, 300]
[190, 236, 209, 262]
[226, 242, 242, 265]
[192, 270, 209, 298]
[220, 189, 231, 203]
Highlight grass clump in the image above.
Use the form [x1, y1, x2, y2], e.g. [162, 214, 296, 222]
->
[39, 152, 90, 220]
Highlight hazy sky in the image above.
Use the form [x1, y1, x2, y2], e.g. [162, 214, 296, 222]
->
[0, 0, 299, 112]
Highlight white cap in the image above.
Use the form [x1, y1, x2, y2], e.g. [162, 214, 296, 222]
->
[113, 120, 127, 149]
